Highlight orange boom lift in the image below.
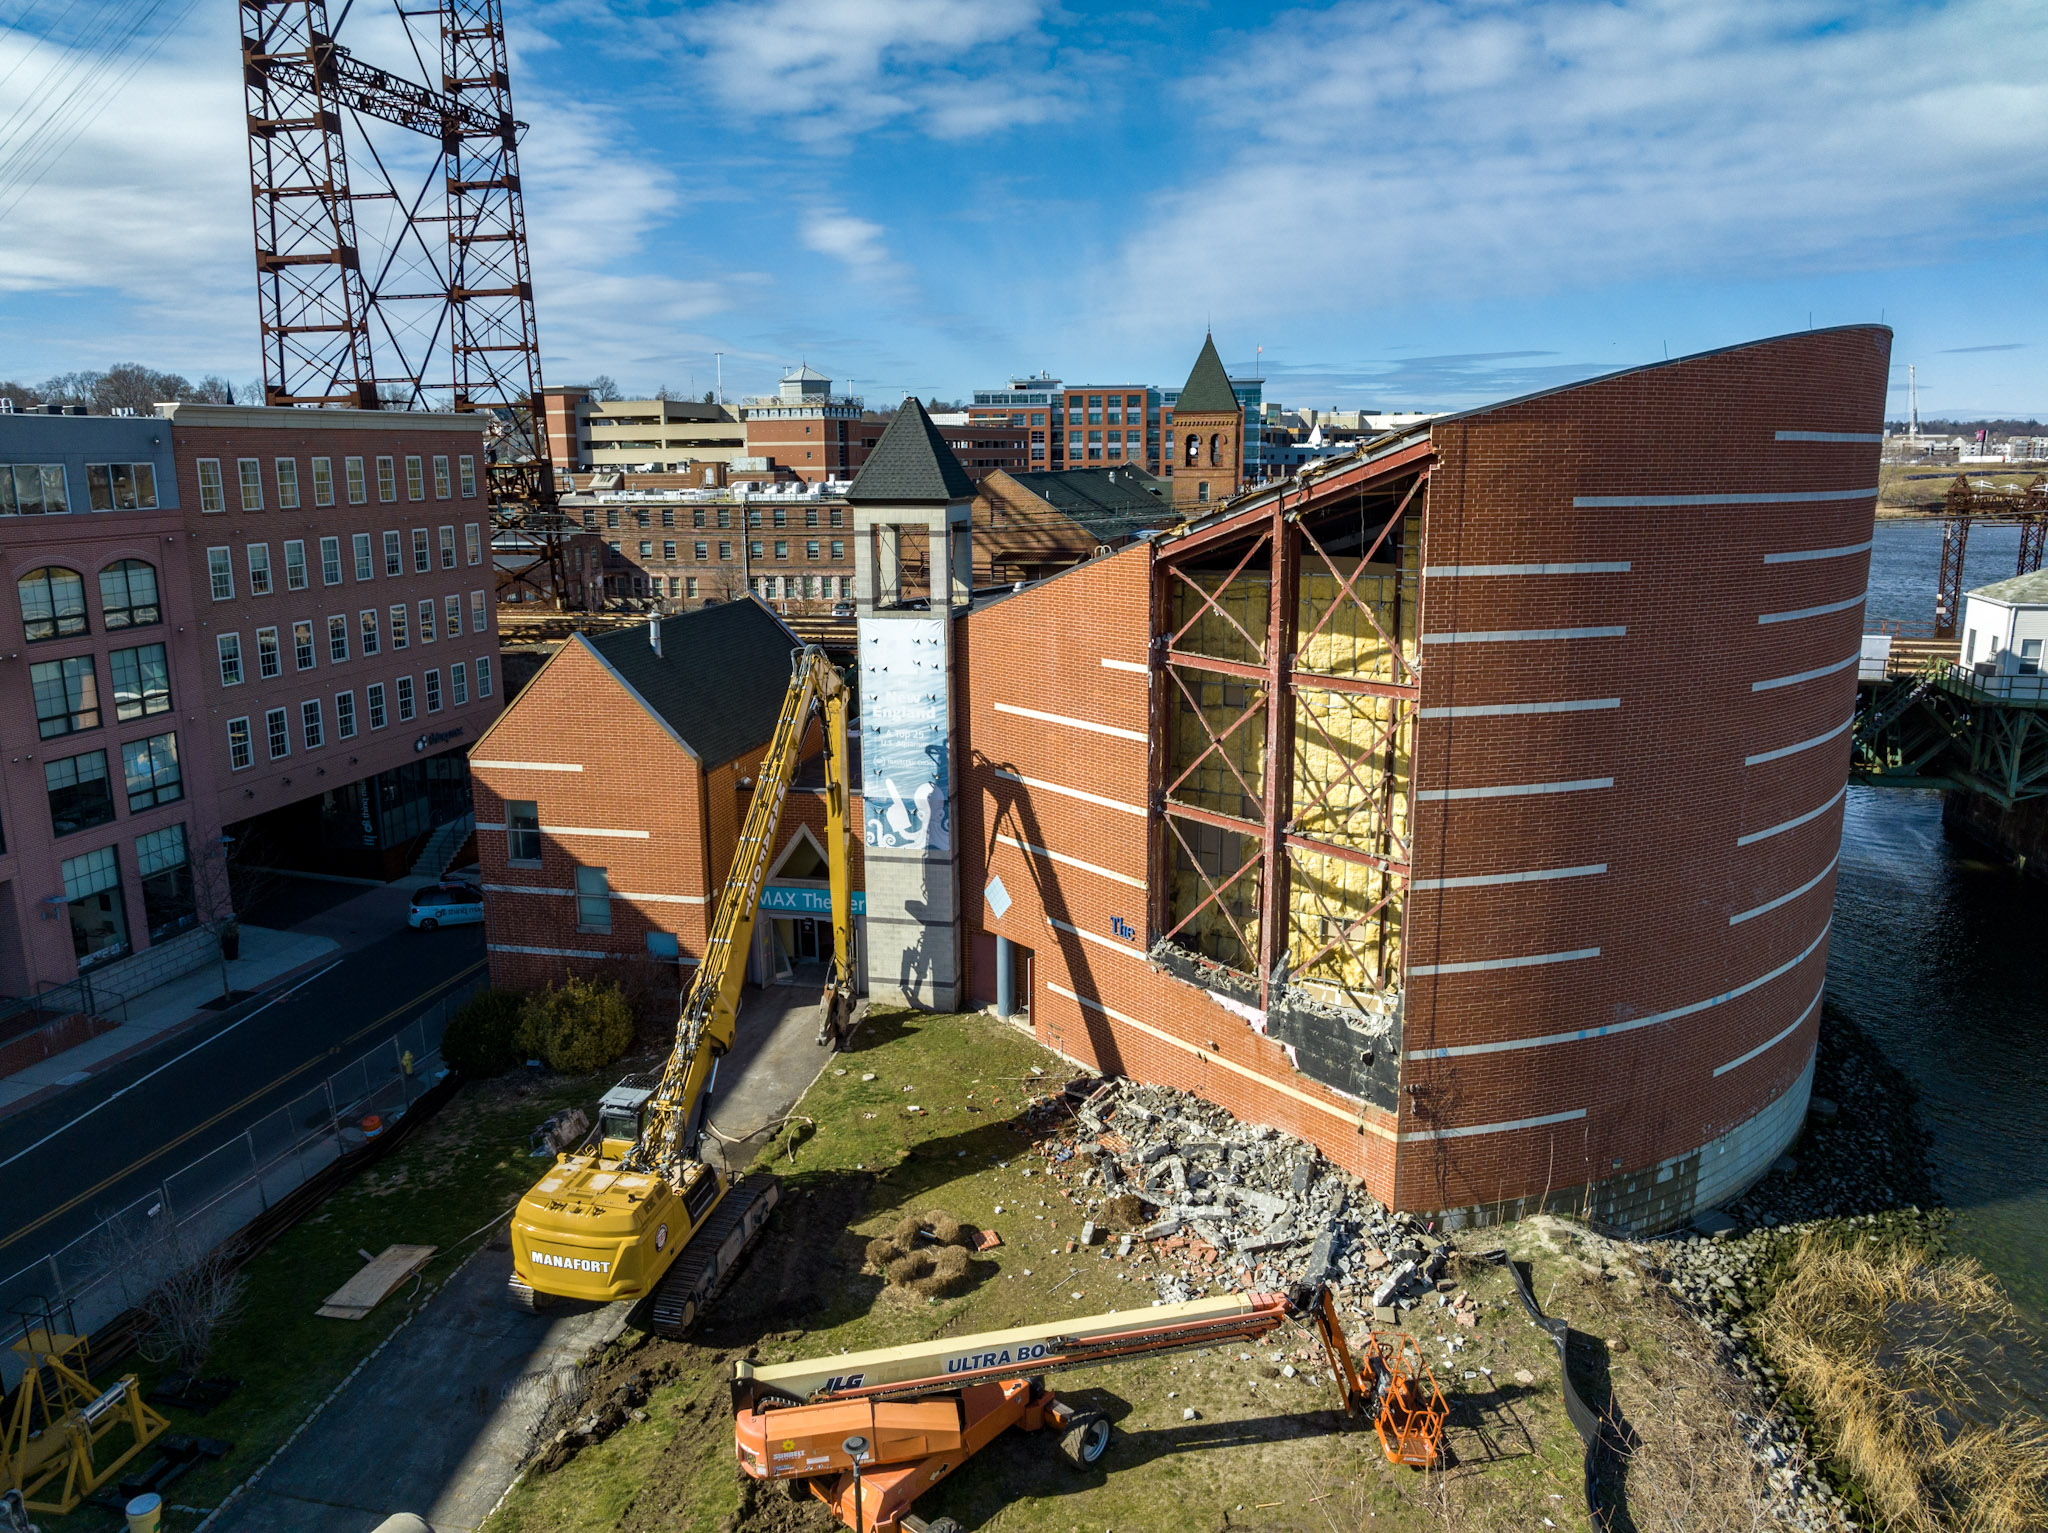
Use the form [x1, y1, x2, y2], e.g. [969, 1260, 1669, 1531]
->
[731, 1283, 1445, 1532]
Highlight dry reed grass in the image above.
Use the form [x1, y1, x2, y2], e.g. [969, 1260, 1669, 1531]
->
[1751, 1231, 2048, 1532]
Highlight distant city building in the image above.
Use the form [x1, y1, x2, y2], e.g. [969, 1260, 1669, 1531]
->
[740, 366, 871, 484]
[540, 387, 744, 477]
[1165, 334, 1245, 510]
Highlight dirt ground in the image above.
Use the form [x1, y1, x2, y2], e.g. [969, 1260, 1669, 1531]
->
[484, 1012, 1809, 1533]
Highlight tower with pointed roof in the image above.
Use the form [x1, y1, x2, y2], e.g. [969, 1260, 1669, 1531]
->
[1169, 333, 1243, 511]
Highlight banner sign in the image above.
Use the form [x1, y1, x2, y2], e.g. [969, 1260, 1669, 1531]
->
[858, 619, 951, 853]
[761, 886, 866, 915]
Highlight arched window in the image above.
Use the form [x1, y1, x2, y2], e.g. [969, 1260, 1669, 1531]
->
[19, 567, 86, 641]
[99, 559, 161, 630]
[1184, 433, 1199, 466]
[1209, 433, 1221, 467]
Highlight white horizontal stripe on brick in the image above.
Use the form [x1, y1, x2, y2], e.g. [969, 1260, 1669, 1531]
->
[1100, 657, 1149, 674]
[1419, 698, 1618, 719]
[1421, 626, 1625, 644]
[1729, 854, 1840, 925]
[1410, 863, 1607, 891]
[475, 822, 505, 831]
[1774, 430, 1882, 443]
[1415, 777, 1612, 803]
[996, 833, 1145, 889]
[1573, 486, 1878, 508]
[1714, 987, 1824, 1077]
[482, 883, 569, 896]
[1406, 919, 1832, 1061]
[1423, 561, 1631, 576]
[993, 700, 1147, 742]
[619, 890, 707, 905]
[1744, 715, 1854, 766]
[542, 825, 651, 839]
[1752, 651, 1859, 692]
[1758, 592, 1867, 625]
[1410, 946, 1600, 977]
[991, 768, 1147, 817]
[1399, 1107, 1587, 1144]
[472, 759, 583, 772]
[1763, 540, 1872, 565]
[1737, 786, 1847, 846]
[1046, 981, 1396, 1139]
[1046, 918, 1146, 958]
[489, 943, 618, 959]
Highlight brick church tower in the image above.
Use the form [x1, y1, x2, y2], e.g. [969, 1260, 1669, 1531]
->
[1169, 332, 1243, 511]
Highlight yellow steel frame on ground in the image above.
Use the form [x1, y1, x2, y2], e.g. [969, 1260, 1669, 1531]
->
[3, 1327, 168, 1515]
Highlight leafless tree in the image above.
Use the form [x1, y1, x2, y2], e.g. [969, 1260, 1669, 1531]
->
[588, 374, 622, 401]
[93, 1213, 246, 1374]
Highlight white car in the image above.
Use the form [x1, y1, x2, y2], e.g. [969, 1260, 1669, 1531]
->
[409, 882, 484, 930]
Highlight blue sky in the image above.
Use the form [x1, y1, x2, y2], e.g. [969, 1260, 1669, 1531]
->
[1, 0, 2044, 417]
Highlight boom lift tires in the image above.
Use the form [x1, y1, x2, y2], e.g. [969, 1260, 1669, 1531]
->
[1057, 1411, 1111, 1469]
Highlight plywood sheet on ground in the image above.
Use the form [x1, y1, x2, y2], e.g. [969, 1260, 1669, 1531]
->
[318, 1244, 436, 1319]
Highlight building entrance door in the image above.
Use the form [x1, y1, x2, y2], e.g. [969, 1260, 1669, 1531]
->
[796, 918, 820, 961]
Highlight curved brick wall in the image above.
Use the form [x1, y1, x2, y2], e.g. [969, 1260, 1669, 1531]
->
[1398, 326, 1889, 1230]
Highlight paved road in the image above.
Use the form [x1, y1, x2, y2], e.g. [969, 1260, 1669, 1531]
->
[0, 919, 485, 1287]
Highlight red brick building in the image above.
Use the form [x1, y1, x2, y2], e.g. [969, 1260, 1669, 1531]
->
[1166, 334, 1244, 510]
[943, 327, 1888, 1232]
[741, 367, 868, 484]
[469, 599, 865, 1012]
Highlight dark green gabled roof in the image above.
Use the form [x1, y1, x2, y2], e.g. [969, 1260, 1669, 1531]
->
[846, 396, 977, 504]
[1009, 467, 1174, 541]
[588, 597, 798, 769]
[1175, 333, 1239, 414]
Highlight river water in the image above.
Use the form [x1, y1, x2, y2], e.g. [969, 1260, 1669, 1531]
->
[1828, 517, 2048, 1329]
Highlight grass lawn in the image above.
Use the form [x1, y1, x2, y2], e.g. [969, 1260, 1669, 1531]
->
[486, 1010, 1770, 1533]
[1880, 460, 2045, 513]
[61, 1066, 606, 1532]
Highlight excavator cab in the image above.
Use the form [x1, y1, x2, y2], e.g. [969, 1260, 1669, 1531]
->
[596, 1076, 658, 1161]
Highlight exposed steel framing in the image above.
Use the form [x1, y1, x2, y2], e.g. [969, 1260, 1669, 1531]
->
[1934, 474, 2047, 637]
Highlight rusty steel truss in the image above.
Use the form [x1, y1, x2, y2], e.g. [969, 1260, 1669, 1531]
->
[240, 0, 568, 600]
[1150, 445, 1432, 1012]
[1933, 473, 2046, 638]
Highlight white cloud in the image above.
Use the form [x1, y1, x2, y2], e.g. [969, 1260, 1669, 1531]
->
[800, 207, 906, 288]
[1115, 0, 2048, 331]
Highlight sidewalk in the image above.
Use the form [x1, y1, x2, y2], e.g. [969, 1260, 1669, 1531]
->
[0, 925, 340, 1114]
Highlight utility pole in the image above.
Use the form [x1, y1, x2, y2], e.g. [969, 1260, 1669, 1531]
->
[1909, 364, 1920, 442]
[715, 352, 723, 407]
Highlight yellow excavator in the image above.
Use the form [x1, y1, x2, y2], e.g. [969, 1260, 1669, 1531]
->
[507, 644, 859, 1333]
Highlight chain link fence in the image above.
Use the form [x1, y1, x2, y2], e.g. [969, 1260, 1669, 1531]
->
[0, 974, 484, 1385]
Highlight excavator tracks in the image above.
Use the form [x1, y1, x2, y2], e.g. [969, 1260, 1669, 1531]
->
[648, 1173, 781, 1337]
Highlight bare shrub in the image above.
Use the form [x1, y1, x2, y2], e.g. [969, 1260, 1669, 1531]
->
[93, 1214, 246, 1373]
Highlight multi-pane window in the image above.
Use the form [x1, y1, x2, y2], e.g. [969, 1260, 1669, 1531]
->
[121, 732, 182, 810]
[417, 598, 436, 643]
[19, 567, 87, 640]
[138, 823, 194, 939]
[266, 706, 290, 759]
[664, 541, 677, 561]
[390, 604, 408, 648]
[227, 715, 252, 770]
[109, 643, 171, 720]
[327, 613, 349, 662]
[336, 689, 357, 739]
[376, 456, 397, 502]
[383, 530, 402, 576]
[237, 458, 264, 510]
[320, 536, 342, 585]
[506, 799, 540, 862]
[774, 540, 787, 560]
[353, 532, 374, 580]
[301, 698, 324, 749]
[217, 632, 243, 686]
[345, 456, 367, 504]
[439, 525, 456, 569]
[395, 675, 415, 721]
[806, 540, 819, 561]
[366, 681, 387, 729]
[312, 456, 335, 506]
[197, 459, 224, 513]
[276, 458, 300, 510]
[451, 661, 468, 705]
[46, 750, 114, 835]
[719, 541, 731, 561]
[85, 462, 158, 510]
[433, 455, 451, 498]
[458, 454, 476, 497]
[641, 540, 654, 559]
[61, 845, 125, 964]
[685, 576, 698, 599]
[477, 655, 493, 697]
[470, 589, 486, 633]
[575, 866, 612, 932]
[830, 540, 844, 560]
[411, 528, 430, 573]
[405, 456, 425, 500]
[293, 620, 315, 671]
[445, 593, 462, 637]
[424, 668, 442, 712]
[695, 541, 708, 561]
[256, 626, 280, 679]
[32, 655, 99, 738]
[247, 542, 273, 595]
[360, 608, 380, 656]
[284, 539, 307, 590]
[465, 522, 481, 564]
[208, 546, 233, 600]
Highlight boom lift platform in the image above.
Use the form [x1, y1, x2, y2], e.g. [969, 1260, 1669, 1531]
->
[508, 646, 859, 1333]
[731, 1284, 1446, 1531]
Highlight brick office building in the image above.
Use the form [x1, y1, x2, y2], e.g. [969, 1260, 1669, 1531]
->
[163, 404, 504, 877]
[469, 598, 865, 1012]
[873, 327, 1888, 1233]
[564, 486, 858, 611]
[742, 367, 869, 484]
